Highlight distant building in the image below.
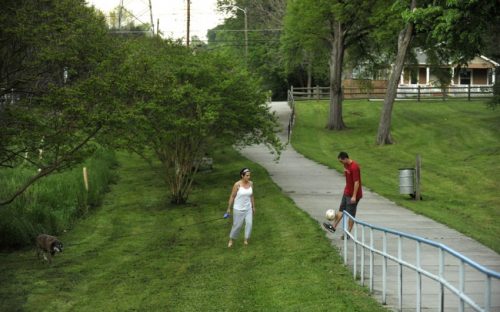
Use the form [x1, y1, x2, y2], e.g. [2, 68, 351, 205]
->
[400, 50, 498, 87]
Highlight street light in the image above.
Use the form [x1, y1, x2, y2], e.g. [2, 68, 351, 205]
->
[224, 5, 248, 63]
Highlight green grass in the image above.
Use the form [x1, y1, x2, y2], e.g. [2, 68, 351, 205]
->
[0, 149, 387, 311]
[291, 99, 500, 252]
[0, 148, 118, 248]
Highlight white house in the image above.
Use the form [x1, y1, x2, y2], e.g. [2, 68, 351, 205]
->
[399, 50, 498, 87]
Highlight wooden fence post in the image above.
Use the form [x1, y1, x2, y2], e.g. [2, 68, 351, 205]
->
[468, 84, 471, 101]
[415, 155, 421, 201]
[417, 85, 421, 102]
[316, 85, 320, 100]
[83, 167, 89, 191]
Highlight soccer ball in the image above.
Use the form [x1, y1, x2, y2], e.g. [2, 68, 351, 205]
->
[325, 209, 336, 221]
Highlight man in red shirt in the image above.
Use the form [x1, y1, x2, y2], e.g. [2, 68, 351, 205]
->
[323, 152, 362, 239]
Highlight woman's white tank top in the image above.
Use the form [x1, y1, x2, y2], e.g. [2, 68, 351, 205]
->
[233, 183, 253, 211]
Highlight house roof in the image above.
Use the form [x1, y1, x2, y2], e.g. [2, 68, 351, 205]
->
[414, 50, 498, 68]
[480, 55, 500, 67]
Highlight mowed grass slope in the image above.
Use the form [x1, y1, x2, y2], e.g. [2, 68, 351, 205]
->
[292, 100, 500, 252]
[0, 149, 387, 311]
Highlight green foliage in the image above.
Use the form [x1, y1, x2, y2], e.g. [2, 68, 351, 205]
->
[0, 148, 118, 249]
[113, 37, 282, 204]
[292, 100, 500, 252]
[0, 0, 123, 204]
[210, 0, 289, 99]
[280, 0, 330, 86]
[488, 78, 500, 109]
[0, 150, 386, 311]
[385, 0, 499, 65]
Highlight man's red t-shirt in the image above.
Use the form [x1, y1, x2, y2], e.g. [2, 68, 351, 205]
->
[344, 160, 362, 199]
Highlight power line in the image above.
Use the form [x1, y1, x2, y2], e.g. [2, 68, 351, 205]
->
[210, 29, 282, 32]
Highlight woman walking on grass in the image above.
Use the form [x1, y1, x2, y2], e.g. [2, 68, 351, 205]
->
[227, 168, 255, 248]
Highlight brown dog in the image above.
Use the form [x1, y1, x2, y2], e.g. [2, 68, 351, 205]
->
[36, 234, 63, 264]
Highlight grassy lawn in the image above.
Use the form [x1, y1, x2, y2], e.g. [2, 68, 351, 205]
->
[292, 99, 500, 253]
[0, 149, 387, 311]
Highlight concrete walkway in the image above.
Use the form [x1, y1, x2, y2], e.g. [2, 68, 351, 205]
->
[239, 101, 500, 312]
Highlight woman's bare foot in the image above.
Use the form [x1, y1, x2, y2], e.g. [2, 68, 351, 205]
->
[227, 240, 233, 248]
[244, 240, 248, 246]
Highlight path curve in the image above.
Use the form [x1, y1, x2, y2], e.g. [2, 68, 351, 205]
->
[239, 101, 500, 312]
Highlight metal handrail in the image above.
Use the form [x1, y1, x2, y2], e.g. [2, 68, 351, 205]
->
[342, 212, 500, 312]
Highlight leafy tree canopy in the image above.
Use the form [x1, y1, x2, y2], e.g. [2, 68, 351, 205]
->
[112, 37, 282, 203]
[0, 0, 122, 205]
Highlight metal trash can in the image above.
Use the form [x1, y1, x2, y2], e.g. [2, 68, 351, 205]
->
[399, 168, 415, 194]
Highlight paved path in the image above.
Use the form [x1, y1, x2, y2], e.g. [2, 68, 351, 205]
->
[240, 101, 500, 312]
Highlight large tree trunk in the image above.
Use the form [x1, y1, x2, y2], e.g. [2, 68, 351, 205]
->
[376, 0, 416, 145]
[161, 137, 202, 205]
[327, 21, 346, 130]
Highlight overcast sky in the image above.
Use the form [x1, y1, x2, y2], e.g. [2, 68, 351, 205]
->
[86, 0, 228, 42]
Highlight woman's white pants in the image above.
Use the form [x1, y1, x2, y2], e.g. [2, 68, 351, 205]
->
[229, 209, 253, 240]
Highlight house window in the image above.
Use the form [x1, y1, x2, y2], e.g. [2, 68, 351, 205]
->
[459, 69, 471, 85]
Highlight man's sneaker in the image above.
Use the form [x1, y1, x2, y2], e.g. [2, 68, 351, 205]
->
[323, 222, 336, 233]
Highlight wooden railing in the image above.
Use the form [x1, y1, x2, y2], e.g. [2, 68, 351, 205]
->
[290, 85, 494, 101]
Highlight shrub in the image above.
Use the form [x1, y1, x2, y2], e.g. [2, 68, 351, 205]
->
[488, 78, 500, 109]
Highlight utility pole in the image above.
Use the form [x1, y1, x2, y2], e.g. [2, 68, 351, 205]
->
[148, 0, 154, 35]
[186, 0, 191, 47]
[118, 0, 124, 29]
[243, 8, 248, 62]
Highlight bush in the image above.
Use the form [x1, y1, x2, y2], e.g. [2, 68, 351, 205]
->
[0, 148, 118, 249]
[489, 77, 500, 109]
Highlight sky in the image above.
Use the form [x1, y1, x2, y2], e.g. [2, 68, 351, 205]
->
[86, 0, 228, 42]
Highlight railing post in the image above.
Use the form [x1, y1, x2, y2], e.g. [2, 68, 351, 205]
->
[485, 275, 492, 312]
[353, 223, 357, 279]
[370, 228, 374, 292]
[439, 248, 445, 312]
[361, 225, 365, 285]
[398, 235, 403, 311]
[459, 260, 465, 312]
[416, 241, 421, 312]
[383, 231, 387, 305]
[343, 213, 347, 264]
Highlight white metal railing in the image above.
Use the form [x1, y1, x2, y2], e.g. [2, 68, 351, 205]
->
[342, 212, 500, 312]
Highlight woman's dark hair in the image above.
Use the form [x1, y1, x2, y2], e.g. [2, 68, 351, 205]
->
[240, 168, 250, 178]
[337, 151, 349, 160]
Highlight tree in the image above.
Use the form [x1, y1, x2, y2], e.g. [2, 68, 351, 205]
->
[376, 0, 499, 145]
[376, 0, 416, 145]
[0, 0, 121, 205]
[281, 0, 329, 97]
[114, 38, 282, 204]
[211, 0, 288, 99]
[282, 0, 381, 130]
